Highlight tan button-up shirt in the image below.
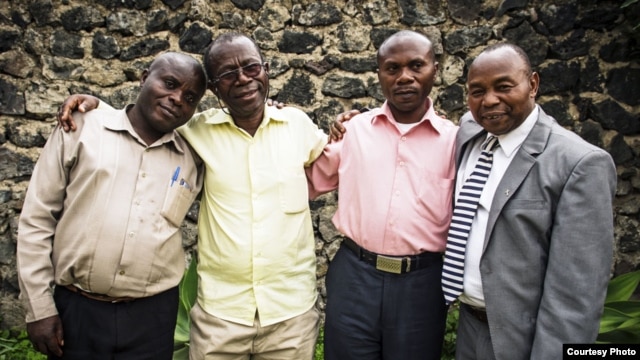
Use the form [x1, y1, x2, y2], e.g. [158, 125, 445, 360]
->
[17, 105, 203, 322]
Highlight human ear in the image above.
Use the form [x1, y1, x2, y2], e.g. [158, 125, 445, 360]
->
[529, 72, 540, 98]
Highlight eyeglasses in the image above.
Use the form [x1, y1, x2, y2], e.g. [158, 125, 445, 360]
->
[213, 62, 265, 84]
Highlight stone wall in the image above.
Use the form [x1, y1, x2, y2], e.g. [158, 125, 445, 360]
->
[0, 0, 639, 330]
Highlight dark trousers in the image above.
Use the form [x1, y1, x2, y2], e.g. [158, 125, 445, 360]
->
[455, 304, 496, 360]
[324, 244, 447, 360]
[49, 285, 179, 360]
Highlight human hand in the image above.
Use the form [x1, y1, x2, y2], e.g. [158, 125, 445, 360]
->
[266, 98, 285, 109]
[26, 315, 64, 357]
[57, 94, 100, 132]
[329, 109, 363, 142]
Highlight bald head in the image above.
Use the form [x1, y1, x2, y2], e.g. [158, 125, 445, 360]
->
[148, 52, 207, 92]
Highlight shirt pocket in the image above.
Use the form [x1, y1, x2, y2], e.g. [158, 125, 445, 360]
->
[160, 181, 196, 226]
[279, 167, 309, 214]
[417, 173, 455, 226]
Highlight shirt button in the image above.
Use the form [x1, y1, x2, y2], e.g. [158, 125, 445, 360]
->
[141, 173, 146, 178]
[399, 161, 405, 167]
[119, 270, 125, 275]
[401, 136, 407, 141]
[129, 232, 135, 237]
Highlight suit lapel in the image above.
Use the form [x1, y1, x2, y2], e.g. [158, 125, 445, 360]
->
[482, 111, 554, 252]
[456, 113, 485, 167]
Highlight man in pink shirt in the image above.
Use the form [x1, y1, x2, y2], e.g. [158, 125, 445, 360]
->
[306, 30, 457, 360]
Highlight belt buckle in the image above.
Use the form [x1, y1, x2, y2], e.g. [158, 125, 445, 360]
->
[376, 255, 403, 274]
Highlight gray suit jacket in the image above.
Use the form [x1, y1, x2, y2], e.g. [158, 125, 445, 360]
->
[456, 109, 616, 360]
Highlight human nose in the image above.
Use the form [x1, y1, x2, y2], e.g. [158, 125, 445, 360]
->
[482, 90, 500, 107]
[235, 68, 253, 83]
[168, 90, 184, 106]
[397, 67, 414, 83]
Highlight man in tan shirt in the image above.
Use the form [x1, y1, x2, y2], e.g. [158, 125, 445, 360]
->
[16, 52, 206, 359]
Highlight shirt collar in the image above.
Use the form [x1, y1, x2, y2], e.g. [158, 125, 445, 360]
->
[489, 105, 539, 158]
[371, 97, 449, 134]
[204, 105, 290, 128]
[103, 105, 186, 153]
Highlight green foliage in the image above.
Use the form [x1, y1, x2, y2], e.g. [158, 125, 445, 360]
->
[314, 327, 324, 360]
[0, 330, 45, 360]
[173, 259, 198, 360]
[441, 304, 459, 360]
[597, 270, 640, 344]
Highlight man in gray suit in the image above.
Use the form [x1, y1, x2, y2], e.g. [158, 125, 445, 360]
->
[446, 43, 616, 359]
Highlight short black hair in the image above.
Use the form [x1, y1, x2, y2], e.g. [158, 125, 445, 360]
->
[481, 43, 533, 75]
[377, 30, 436, 65]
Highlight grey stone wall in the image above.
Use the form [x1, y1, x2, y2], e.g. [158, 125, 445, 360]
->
[0, 0, 639, 330]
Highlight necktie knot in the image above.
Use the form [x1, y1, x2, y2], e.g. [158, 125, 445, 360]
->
[482, 135, 500, 153]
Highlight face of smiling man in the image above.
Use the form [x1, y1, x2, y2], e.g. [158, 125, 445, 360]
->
[466, 45, 539, 135]
[129, 52, 206, 145]
[206, 35, 269, 122]
[376, 31, 438, 124]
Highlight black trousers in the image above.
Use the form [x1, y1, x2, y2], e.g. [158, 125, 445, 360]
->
[324, 244, 447, 360]
[49, 285, 179, 360]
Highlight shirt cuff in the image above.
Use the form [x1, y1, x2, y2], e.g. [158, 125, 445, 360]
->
[23, 292, 58, 323]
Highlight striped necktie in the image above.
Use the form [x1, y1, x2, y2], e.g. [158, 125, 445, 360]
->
[442, 136, 500, 305]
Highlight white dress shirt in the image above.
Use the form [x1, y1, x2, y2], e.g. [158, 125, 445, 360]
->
[458, 106, 540, 308]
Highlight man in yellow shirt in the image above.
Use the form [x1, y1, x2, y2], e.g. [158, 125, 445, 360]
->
[181, 33, 326, 359]
[58, 33, 327, 359]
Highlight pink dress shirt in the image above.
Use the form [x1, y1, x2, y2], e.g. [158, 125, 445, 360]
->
[306, 99, 458, 255]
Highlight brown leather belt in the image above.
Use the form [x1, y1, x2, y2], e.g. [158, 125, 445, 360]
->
[63, 285, 136, 303]
[462, 303, 488, 323]
[342, 237, 442, 274]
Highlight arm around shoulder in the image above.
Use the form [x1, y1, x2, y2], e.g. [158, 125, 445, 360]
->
[57, 94, 102, 131]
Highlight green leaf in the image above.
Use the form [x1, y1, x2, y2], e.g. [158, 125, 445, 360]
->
[179, 258, 198, 311]
[172, 346, 190, 360]
[173, 259, 198, 359]
[605, 270, 640, 303]
[599, 307, 633, 333]
[604, 300, 640, 317]
[597, 329, 640, 344]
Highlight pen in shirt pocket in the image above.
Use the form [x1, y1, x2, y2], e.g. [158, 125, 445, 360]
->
[171, 166, 180, 187]
[179, 178, 191, 190]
